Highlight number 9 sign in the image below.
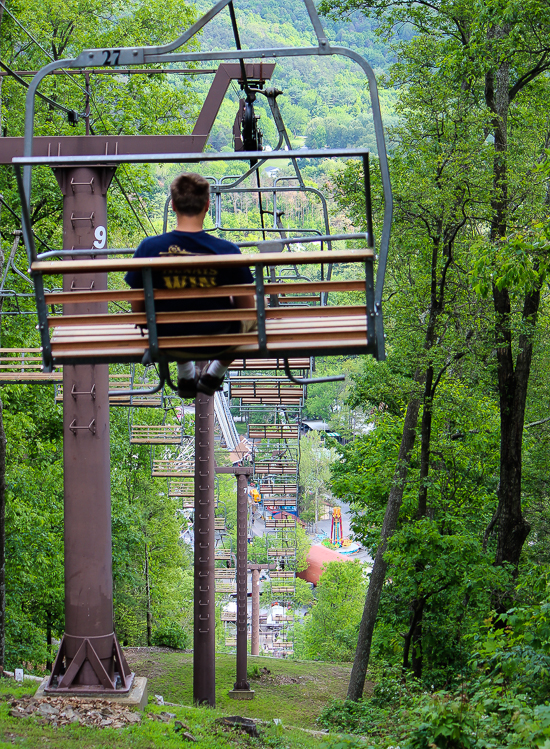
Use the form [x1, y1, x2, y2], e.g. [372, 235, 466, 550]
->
[93, 225, 106, 249]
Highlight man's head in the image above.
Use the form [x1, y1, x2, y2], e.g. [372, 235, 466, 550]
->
[170, 172, 210, 217]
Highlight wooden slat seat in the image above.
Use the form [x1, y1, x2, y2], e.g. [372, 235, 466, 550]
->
[260, 483, 298, 496]
[229, 376, 304, 385]
[214, 568, 236, 579]
[254, 462, 297, 475]
[263, 498, 297, 507]
[239, 397, 304, 406]
[228, 358, 310, 371]
[273, 641, 294, 650]
[231, 384, 304, 400]
[267, 548, 296, 557]
[169, 482, 194, 497]
[130, 425, 183, 444]
[279, 293, 322, 304]
[215, 582, 236, 594]
[248, 424, 299, 439]
[270, 572, 296, 580]
[29, 250, 375, 369]
[47, 315, 369, 361]
[215, 549, 233, 561]
[214, 518, 228, 532]
[265, 518, 297, 529]
[0, 349, 62, 383]
[221, 612, 237, 622]
[152, 459, 194, 477]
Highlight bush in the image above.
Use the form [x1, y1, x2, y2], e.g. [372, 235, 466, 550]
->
[318, 698, 384, 735]
[151, 620, 188, 650]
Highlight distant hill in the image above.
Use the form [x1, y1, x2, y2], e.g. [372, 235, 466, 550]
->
[193, 0, 398, 153]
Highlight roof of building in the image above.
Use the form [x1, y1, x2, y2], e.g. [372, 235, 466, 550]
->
[301, 420, 331, 431]
[297, 544, 348, 585]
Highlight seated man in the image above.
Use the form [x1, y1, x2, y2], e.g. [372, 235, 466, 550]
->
[125, 172, 255, 398]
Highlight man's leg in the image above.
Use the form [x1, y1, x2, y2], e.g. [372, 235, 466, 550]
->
[196, 359, 233, 396]
[177, 360, 199, 399]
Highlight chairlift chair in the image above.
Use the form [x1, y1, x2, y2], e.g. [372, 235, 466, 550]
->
[13, 0, 392, 394]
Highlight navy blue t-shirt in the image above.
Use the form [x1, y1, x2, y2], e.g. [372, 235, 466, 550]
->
[125, 230, 254, 337]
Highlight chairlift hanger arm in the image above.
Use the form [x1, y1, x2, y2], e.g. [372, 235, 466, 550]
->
[283, 359, 344, 386]
[31, 248, 373, 275]
[14, 146, 371, 167]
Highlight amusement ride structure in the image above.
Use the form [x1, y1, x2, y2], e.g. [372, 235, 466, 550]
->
[0, 0, 391, 706]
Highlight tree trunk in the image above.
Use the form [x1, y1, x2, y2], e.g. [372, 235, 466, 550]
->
[145, 543, 152, 646]
[0, 4, 4, 135]
[347, 230, 453, 699]
[0, 398, 6, 673]
[0, 9, 6, 656]
[314, 489, 318, 532]
[347, 387, 422, 700]
[411, 597, 425, 679]
[416, 366, 434, 520]
[402, 596, 425, 679]
[485, 29, 535, 571]
[400, 368, 437, 680]
[493, 284, 538, 569]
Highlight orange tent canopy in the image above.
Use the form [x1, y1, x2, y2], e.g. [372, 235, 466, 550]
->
[297, 544, 348, 586]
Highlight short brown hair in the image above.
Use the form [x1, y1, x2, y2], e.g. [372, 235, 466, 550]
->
[170, 172, 210, 216]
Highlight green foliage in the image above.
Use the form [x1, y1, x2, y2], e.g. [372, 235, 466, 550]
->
[151, 619, 189, 650]
[471, 223, 550, 299]
[381, 519, 509, 663]
[2, 384, 64, 669]
[0, 0, 200, 259]
[297, 560, 366, 662]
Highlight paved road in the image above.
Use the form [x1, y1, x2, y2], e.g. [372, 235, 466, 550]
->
[248, 500, 373, 566]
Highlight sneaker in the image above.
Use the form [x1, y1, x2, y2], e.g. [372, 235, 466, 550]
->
[197, 370, 225, 396]
[177, 367, 199, 399]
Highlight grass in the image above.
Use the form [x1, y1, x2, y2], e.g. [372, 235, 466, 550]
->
[0, 654, 368, 749]
[125, 650, 355, 729]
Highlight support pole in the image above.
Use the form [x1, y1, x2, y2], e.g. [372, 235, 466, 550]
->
[251, 567, 260, 656]
[194, 381, 216, 707]
[47, 166, 132, 692]
[229, 469, 254, 699]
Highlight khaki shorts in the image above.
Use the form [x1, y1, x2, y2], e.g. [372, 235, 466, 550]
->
[241, 319, 258, 334]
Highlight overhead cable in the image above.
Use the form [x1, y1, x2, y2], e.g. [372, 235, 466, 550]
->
[0, 195, 55, 253]
[227, 1, 250, 98]
[112, 175, 150, 238]
[0, 59, 78, 117]
[0, 1, 88, 97]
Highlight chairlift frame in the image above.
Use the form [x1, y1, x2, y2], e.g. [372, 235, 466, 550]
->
[13, 0, 392, 390]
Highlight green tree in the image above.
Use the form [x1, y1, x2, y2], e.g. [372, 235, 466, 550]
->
[297, 560, 367, 662]
[322, 0, 550, 579]
[322, 0, 550, 701]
